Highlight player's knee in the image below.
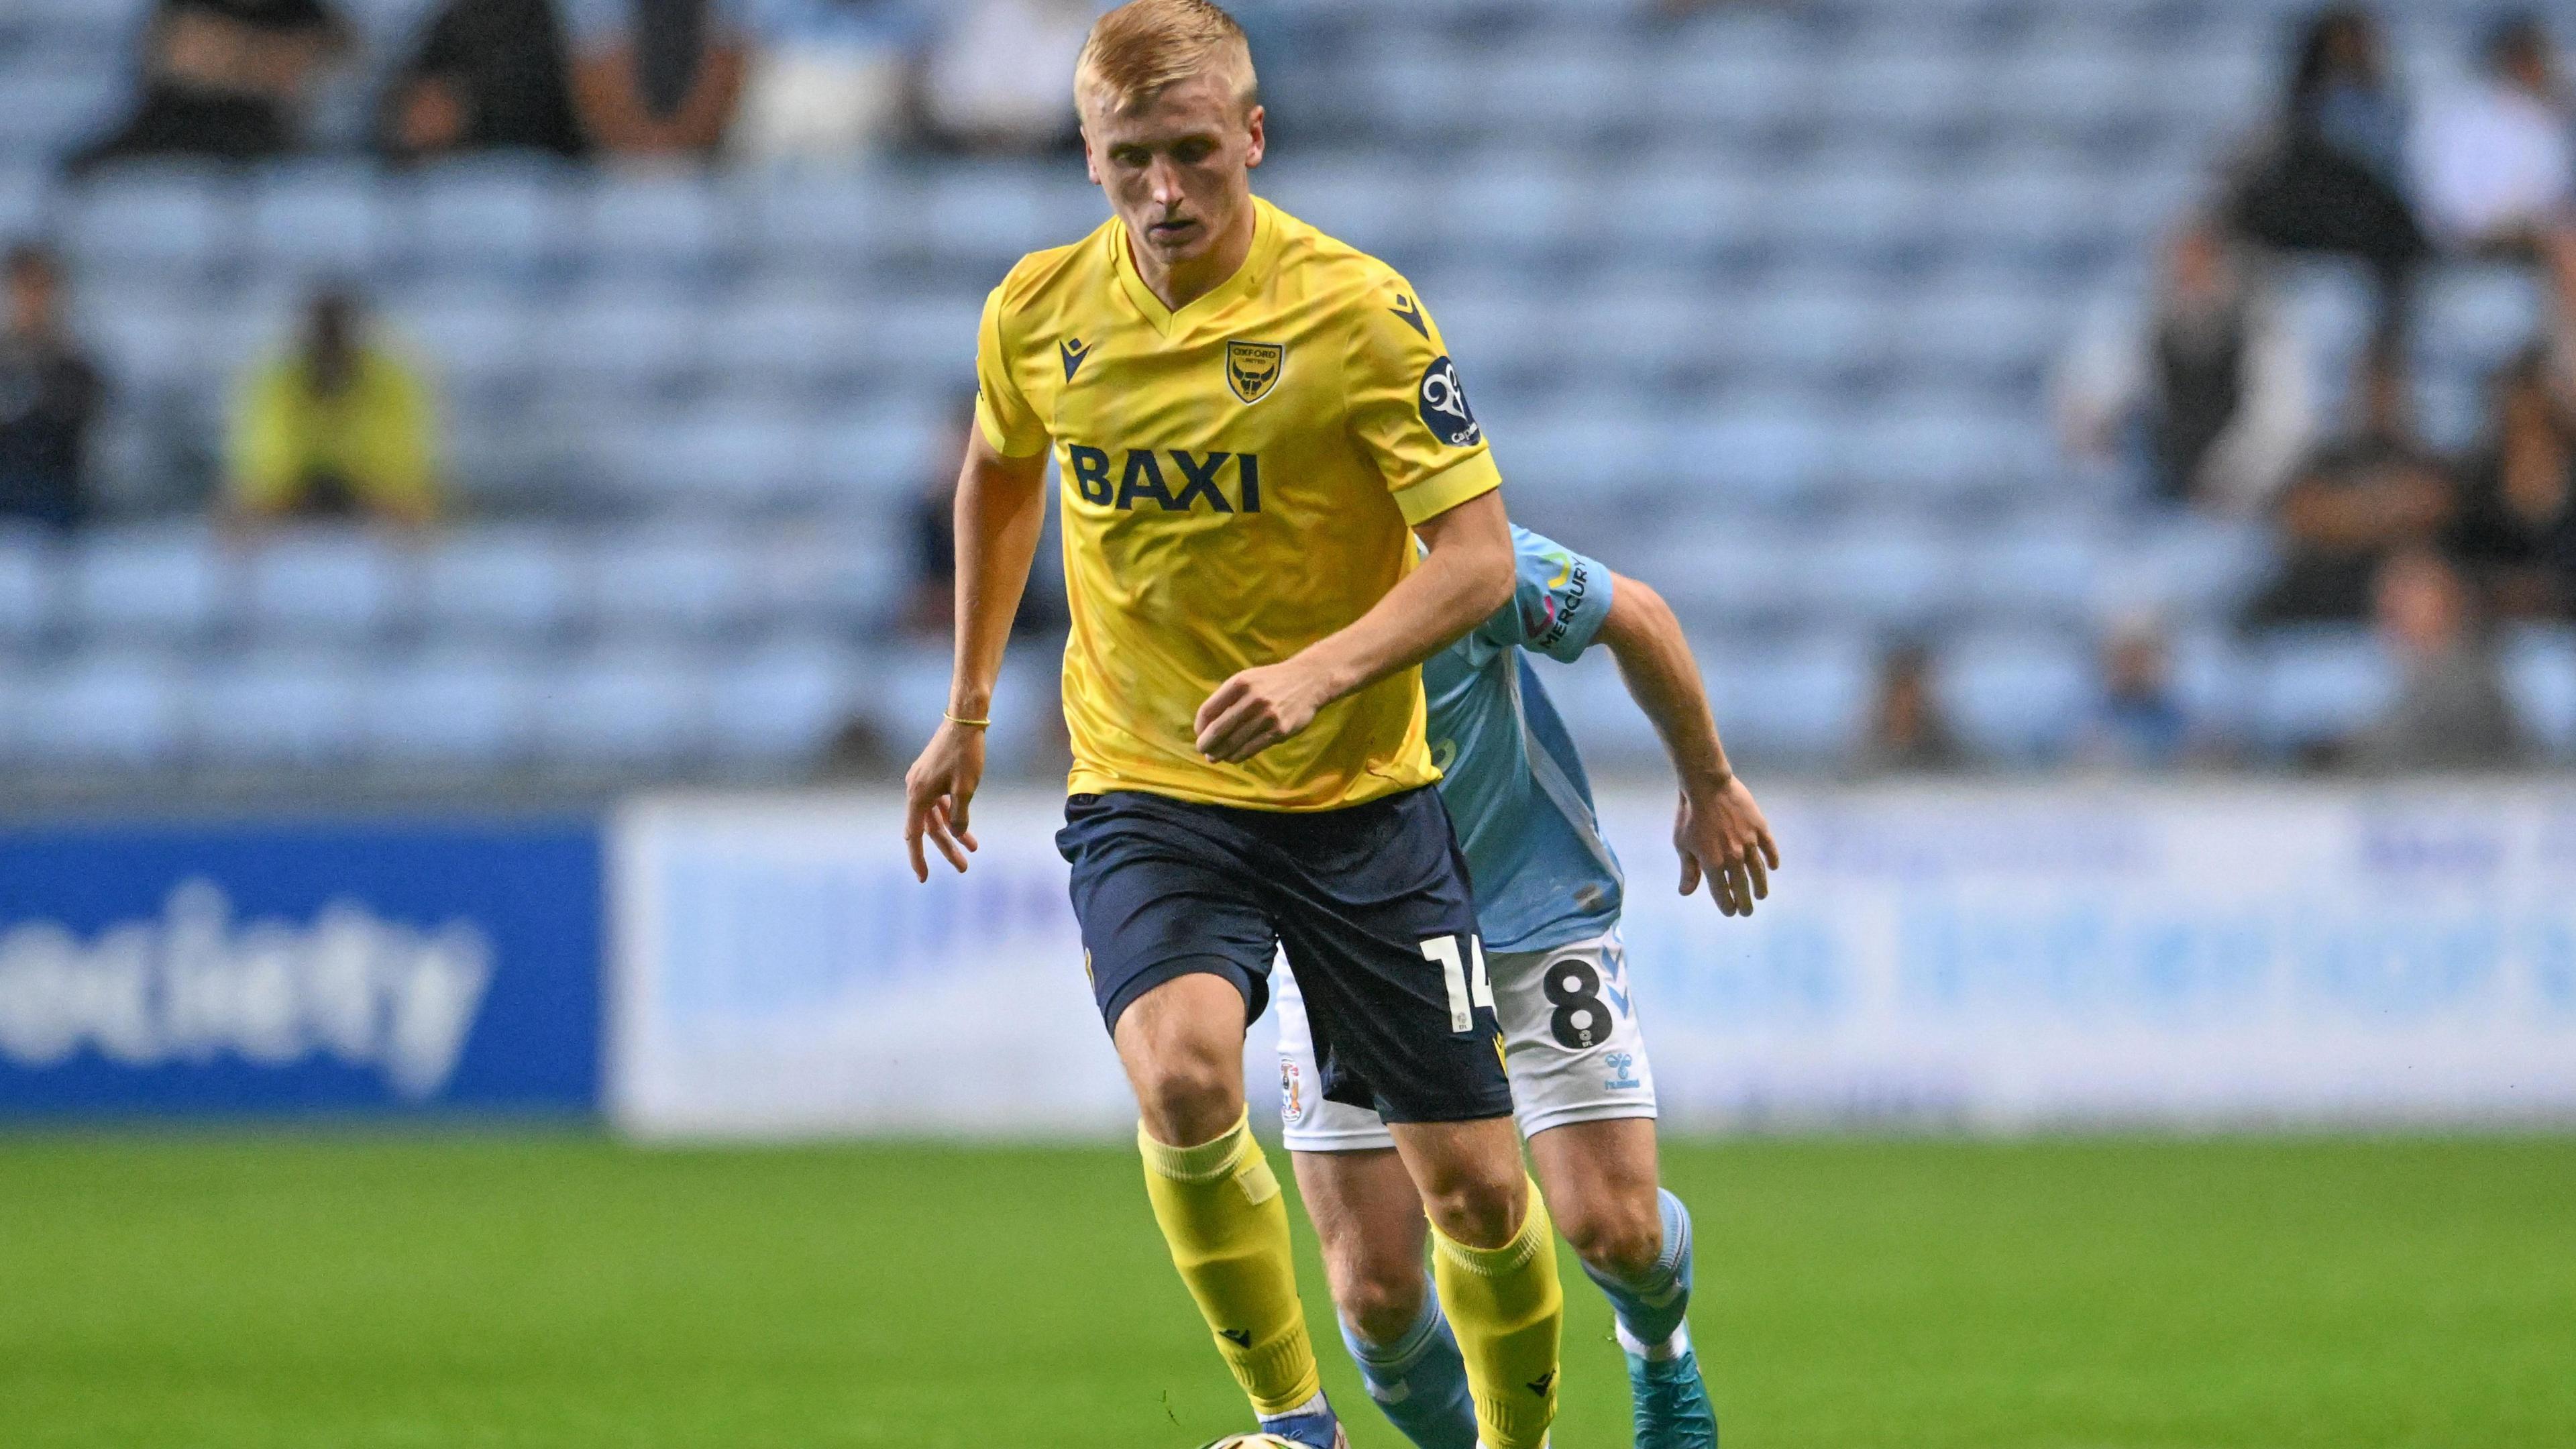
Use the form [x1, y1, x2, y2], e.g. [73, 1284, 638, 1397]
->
[1558, 1194, 1663, 1282]
[1421, 1164, 1529, 1250]
[1130, 1050, 1243, 1146]
[1332, 1263, 1430, 1348]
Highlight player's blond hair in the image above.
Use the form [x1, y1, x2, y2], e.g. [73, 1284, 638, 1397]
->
[1074, 0, 1258, 121]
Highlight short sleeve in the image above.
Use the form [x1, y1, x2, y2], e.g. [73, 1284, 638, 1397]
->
[1474, 525, 1615, 663]
[973, 283, 1049, 459]
[1346, 279, 1501, 526]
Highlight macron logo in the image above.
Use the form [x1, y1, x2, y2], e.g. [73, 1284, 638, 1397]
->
[1059, 337, 1093, 382]
[0, 879, 494, 1100]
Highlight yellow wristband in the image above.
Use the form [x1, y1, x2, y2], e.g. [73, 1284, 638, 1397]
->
[943, 711, 991, 729]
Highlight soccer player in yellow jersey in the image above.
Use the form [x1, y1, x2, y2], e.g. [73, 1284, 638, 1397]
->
[901, 3, 1564, 1446]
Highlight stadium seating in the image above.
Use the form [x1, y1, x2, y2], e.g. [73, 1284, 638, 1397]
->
[0, 0, 2563, 787]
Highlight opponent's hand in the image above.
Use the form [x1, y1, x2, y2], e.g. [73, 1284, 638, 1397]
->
[1195, 659, 1334, 763]
[903, 720, 986, 881]
[1674, 773, 1780, 917]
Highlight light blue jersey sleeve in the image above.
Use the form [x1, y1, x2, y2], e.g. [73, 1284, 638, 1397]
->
[1470, 525, 1617, 663]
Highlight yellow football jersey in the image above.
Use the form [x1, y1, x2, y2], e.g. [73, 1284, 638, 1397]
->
[975, 197, 1503, 811]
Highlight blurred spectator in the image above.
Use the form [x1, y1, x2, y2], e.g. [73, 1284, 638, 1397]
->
[919, 0, 1091, 154]
[68, 0, 350, 174]
[2411, 13, 2570, 254]
[2447, 347, 2576, 618]
[374, 0, 588, 162]
[908, 396, 1061, 639]
[2074, 619, 2198, 771]
[2057, 219, 2315, 515]
[2347, 549, 2528, 770]
[1851, 641, 1966, 775]
[2245, 358, 2452, 623]
[0, 246, 106, 532]
[227, 289, 438, 527]
[734, 0, 927, 164]
[566, 0, 752, 160]
[2229, 6, 2427, 372]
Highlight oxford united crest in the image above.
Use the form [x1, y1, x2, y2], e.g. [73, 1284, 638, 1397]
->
[1224, 340, 1285, 404]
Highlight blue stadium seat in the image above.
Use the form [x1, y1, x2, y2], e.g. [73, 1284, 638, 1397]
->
[586, 525, 767, 636]
[2501, 625, 2576, 759]
[534, 645, 710, 767]
[1682, 406, 1832, 508]
[1705, 632, 1874, 763]
[1894, 284, 2080, 375]
[0, 527, 59, 649]
[360, 645, 543, 769]
[860, 294, 985, 380]
[707, 635, 862, 764]
[751, 171, 896, 274]
[1597, 163, 1766, 257]
[1440, 161, 1592, 260]
[536, 294, 710, 398]
[1958, 527, 2109, 623]
[1937, 629, 2092, 762]
[1798, 529, 1953, 629]
[68, 525, 231, 643]
[704, 288, 871, 400]
[2166, 627, 2253, 743]
[403, 160, 580, 278]
[245, 163, 384, 280]
[1475, 46, 1633, 140]
[585, 169, 743, 276]
[812, 403, 951, 509]
[240, 531, 405, 643]
[419, 527, 581, 639]
[2415, 264, 2544, 378]
[0, 163, 52, 244]
[2249, 627, 2395, 755]
[63, 167, 238, 285]
[383, 282, 537, 394]
[2116, 515, 2277, 623]
[1835, 409, 2047, 504]
[589, 405, 821, 511]
[1762, 168, 1940, 258]
[0, 71, 125, 159]
[1978, 48, 2155, 132]
[1819, 50, 1974, 134]
[1721, 286, 1883, 377]
[1256, 163, 1435, 259]
[1619, 522, 1802, 627]
[188, 649, 366, 769]
[14, 651, 185, 770]
[759, 519, 913, 624]
[1644, 38, 1813, 133]
[919, 166, 1097, 264]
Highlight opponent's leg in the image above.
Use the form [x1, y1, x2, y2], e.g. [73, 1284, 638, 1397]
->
[1528, 1119, 1714, 1449]
[1118, 973, 1337, 1446]
[1394, 1118, 1562, 1449]
[1291, 1146, 1479, 1449]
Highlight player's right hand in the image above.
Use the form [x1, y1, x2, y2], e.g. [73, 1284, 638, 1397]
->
[904, 720, 986, 881]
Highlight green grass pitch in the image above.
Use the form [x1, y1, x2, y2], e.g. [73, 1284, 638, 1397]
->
[2, 1134, 2570, 1448]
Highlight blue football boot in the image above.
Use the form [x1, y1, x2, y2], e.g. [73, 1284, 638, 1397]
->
[1627, 1345, 1719, 1449]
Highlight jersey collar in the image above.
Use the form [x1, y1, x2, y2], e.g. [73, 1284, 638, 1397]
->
[1110, 195, 1279, 338]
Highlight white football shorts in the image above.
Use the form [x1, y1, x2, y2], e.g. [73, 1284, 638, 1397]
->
[1275, 929, 1657, 1151]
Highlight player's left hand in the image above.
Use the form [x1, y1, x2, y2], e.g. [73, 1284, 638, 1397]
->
[1195, 659, 1334, 763]
[1674, 773, 1780, 918]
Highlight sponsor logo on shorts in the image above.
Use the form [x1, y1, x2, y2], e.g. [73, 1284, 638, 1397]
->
[1604, 1051, 1642, 1090]
[1279, 1059, 1305, 1125]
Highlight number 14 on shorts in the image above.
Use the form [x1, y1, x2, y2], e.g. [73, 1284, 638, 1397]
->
[1420, 934, 1493, 1033]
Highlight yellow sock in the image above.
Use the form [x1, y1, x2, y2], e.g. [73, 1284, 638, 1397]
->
[1136, 1112, 1322, 1418]
[1432, 1177, 1563, 1449]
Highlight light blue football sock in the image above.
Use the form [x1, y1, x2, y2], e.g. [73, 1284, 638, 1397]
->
[1581, 1188, 1694, 1349]
[1340, 1281, 1479, 1449]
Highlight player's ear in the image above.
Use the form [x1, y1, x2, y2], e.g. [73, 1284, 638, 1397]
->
[1243, 103, 1266, 169]
[1080, 125, 1103, 186]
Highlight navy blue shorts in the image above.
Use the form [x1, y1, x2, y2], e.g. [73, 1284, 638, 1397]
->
[1058, 786, 1512, 1126]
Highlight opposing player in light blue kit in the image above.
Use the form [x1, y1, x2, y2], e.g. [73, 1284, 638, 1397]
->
[1275, 525, 1780, 1449]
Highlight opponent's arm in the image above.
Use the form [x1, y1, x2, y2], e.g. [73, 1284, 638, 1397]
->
[904, 429, 1050, 880]
[1195, 488, 1513, 763]
[1597, 572, 1781, 916]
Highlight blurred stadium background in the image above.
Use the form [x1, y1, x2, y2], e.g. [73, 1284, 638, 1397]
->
[3, 1, 2573, 1446]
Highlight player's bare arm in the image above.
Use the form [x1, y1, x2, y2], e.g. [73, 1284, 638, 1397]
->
[1597, 571, 1782, 916]
[1195, 488, 1514, 763]
[903, 430, 1049, 881]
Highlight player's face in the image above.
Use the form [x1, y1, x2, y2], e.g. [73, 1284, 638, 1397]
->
[1082, 73, 1266, 271]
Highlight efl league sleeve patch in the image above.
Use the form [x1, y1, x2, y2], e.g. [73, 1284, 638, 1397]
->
[1417, 356, 1483, 446]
